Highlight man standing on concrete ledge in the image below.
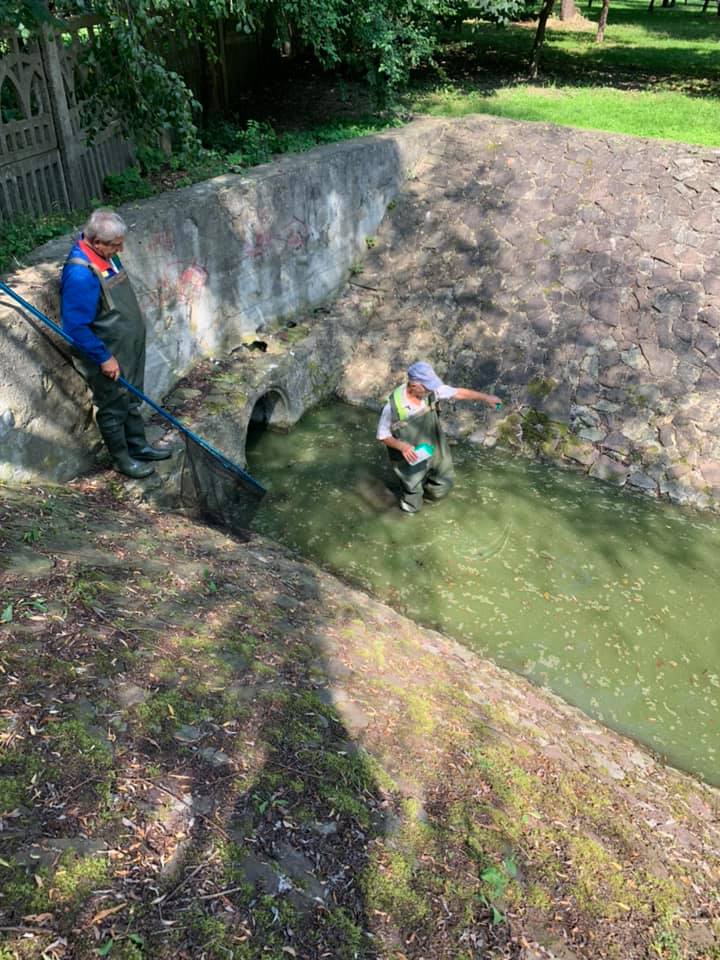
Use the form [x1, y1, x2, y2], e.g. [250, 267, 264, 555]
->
[377, 361, 501, 513]
[60, 209, 171, 479]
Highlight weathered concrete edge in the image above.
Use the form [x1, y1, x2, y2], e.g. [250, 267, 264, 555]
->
[0, 119, 448, 484]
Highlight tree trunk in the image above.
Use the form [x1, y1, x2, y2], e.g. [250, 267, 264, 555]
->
[648, 0, 655, 12]
[596, 0, 610, 40]
[702, 0, 709, 11]
[530, 0, 557, 79]
[560, 0, 578, 17]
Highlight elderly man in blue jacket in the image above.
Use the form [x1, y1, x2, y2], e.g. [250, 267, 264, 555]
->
[60, 209, 170, 478]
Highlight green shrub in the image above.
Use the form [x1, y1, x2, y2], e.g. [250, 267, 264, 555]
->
[103, 166, 154, 204]
[0, 212, 77, 272]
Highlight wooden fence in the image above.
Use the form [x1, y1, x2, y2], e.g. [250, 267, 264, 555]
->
[0, 20, 134, 222]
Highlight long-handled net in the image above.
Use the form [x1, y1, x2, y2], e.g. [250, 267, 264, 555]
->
[0, 281, 266, 532]
[120, 375, 266, 532]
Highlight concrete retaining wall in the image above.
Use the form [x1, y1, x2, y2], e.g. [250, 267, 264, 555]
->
[0, 120, 443, 482]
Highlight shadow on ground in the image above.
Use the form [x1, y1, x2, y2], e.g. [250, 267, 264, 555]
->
[0, 481, 520, 959]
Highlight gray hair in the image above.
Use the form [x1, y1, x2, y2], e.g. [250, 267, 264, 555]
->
[83, 209, 127, 243]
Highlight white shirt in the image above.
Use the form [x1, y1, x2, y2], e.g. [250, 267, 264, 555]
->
[376, 384, 458, 440]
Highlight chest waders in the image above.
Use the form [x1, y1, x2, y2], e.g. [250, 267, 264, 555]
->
[67, 258, 154, 477]
[387, 386, 455, 513]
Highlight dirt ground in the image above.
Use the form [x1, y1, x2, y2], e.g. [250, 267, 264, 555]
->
[1, 474, 718, 960]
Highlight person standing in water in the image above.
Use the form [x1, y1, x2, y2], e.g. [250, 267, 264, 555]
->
[377, 361, 501, 513]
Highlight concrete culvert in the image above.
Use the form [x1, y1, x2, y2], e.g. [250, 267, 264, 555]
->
[248, 390, 290, 434]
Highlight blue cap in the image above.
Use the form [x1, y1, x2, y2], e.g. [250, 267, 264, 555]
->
[407, 361, 442, 391]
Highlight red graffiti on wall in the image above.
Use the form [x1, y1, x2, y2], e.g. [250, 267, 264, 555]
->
[177, 264, 209, 302]
[245, 226, 274, 260]
[147, 260, 208, 310]
[242, 211, 310, 260]
[284, 216, 310, 252]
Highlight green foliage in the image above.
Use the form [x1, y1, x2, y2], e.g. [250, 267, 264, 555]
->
[0, 211, 78, 272]
[478, 857, 518, 923]
[51, 850, 109, 904]
[527, 376, 557, 401]
[66, 569, 101, 604]
[184, 894, 298, 957]
[364, 847, 430, 925]
[203, 118, 279, 168]
[409, 0, 720, 146]
[134, 688, 216, 744]
[0, 1, 238, 151]
[480, 857, 517, 899]
[1, 0, 524, 154]
[0, 0, 57, 37]
[0, 748, 47, 813]
[649, 928, 683, 960]
[50, 719, 114, 779]
[0, 848, 108, 925]
[98, 937, 144, 959]
[326, 907, 366, 958]
[0, 862, 52, 918]
[103, 166, 154, 205]
[414, 83, 720, 149]
[521, 408, 551, 445]
[234, 119, 279, 166]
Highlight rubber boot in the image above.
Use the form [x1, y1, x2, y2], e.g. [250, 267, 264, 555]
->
[125, 408, 171, 461]
[100, 421, 155, 479]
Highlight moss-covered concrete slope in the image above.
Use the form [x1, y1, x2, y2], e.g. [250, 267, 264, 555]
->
[0, 481, 718, 960]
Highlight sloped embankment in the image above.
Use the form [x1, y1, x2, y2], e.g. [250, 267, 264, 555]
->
[337, 116, 720, 511]
[1, 482, 718, 959]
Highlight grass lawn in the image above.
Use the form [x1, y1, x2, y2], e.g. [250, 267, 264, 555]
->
[1, 0, 718, 271]
[411, 83, 720, 145]
[406, 0, 720, 145]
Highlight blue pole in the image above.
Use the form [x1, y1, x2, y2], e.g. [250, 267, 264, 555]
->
[0, 280, 266, 496]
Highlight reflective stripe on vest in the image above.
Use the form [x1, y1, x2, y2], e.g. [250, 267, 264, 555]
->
[390, 386, 409, 422]
[389, 385, 435, 432]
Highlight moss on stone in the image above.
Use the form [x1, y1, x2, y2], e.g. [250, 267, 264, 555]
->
[527, 377, 557, 401]
[363, 846, 431, 926]
[497, 412, 522, 447]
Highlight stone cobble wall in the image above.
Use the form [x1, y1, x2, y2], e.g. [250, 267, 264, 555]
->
[340, 116, 720, 510]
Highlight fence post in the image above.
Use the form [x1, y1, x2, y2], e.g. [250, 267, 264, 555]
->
[39, 25, 87, 210]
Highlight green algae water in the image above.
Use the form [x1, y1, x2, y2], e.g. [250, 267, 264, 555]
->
[247, 402, 720, 786]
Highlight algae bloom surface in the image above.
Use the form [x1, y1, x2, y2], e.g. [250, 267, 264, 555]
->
[247, 401, 720, 786]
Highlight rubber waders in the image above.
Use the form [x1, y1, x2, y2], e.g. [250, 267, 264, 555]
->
[68, 253, 170, 476]
[124, 408, 172, 461]
[387, 387, 455, 512]
[99, 420, 155, 478]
